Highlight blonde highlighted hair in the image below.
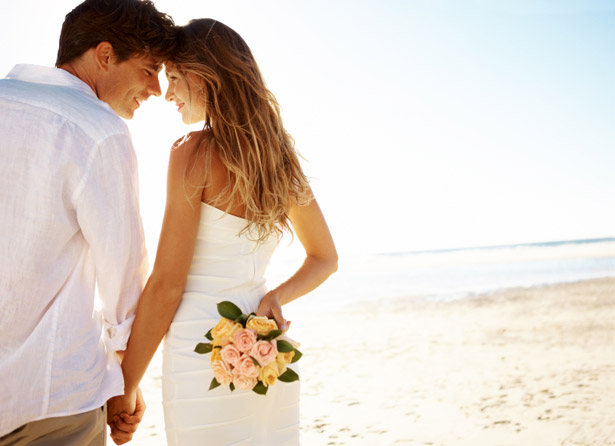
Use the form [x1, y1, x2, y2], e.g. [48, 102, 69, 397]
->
[171, 19, 311, 241]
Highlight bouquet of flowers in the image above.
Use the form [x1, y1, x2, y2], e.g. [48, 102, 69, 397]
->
[194, 301, 302, 395]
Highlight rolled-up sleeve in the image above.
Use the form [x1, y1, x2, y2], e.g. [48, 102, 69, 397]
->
[75, 133, 148, 351]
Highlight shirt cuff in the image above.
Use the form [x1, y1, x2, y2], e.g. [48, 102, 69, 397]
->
[103, 315, 136, 352]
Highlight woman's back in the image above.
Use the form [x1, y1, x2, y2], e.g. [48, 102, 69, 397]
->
[175, 201, 277, 318]
[162, 203, 298, 446]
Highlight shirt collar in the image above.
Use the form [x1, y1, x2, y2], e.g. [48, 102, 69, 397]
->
[5, 64, 98, 100]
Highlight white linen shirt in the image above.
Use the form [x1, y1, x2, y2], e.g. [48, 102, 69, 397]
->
[0, 65, 148, 436]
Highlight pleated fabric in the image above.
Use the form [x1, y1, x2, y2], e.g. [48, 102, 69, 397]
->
[162, 203, 300, 446]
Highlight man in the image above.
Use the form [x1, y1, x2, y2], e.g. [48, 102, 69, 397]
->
[0, 1, 175, 444]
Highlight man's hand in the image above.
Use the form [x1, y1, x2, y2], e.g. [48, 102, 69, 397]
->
[107, 387, 146, 445]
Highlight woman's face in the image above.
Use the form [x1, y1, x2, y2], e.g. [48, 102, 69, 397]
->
[164, 62, 206, 124]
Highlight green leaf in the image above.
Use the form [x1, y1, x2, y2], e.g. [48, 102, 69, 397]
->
[209, 378, 221, 390]
[259, 329, 283, 342]
[194, 343, 213, 354]
[217, 301, 243, 321]
[252, 381, 268, 395]
[229, 383, 236, 392]
[277, 339, 294, 353]
[290, 348, 303, 363]
[236, 313, 249, 326]
[252, 357, 260, 367]
[205, 329, 213, 341]
[278, 368, 299, 383]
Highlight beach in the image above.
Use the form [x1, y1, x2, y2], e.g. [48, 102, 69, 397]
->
[117, 277, 615, 445]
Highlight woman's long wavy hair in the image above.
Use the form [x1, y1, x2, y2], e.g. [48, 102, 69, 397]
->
[171, 19, 311, 242]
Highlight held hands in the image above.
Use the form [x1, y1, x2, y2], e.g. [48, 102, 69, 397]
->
[106, 387, 146, 445]
[256, 291, 289, 332]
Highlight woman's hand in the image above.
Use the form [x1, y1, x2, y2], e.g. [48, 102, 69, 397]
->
[256, 291, 288, 331]
[107, 388, 146, 445]
[257, 197, 337, 329]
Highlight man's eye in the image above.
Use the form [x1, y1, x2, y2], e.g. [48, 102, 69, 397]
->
[145, 70, 154, 76]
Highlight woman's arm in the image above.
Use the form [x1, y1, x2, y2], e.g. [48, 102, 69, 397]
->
[256, 196, 338, 328]
[107, 134, 207, 429]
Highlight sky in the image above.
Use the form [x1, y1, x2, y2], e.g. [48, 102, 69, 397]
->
[2, 0, 614, 256]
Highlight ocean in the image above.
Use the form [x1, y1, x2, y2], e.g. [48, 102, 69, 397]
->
[268, 238, 615, 310]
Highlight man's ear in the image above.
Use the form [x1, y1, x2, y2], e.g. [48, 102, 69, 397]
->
[94, 41, 115, 72]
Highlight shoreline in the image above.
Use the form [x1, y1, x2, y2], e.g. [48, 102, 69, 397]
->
[119, 277, 615, 445]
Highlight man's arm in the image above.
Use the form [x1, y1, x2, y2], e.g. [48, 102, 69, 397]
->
[75, 134, 148, 442]
[76, 134, 148, 354]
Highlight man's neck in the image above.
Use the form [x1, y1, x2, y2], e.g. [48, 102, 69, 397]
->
[58, 63, 99, 98]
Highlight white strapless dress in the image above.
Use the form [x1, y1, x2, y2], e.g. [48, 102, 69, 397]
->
[162, 203, 300, 446]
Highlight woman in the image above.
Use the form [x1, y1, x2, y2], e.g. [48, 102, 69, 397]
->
[108, 19, 337, 446]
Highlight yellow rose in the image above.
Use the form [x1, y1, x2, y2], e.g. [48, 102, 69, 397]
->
[275, 351, 295, 376]
[259, 361, 281, 387]
[210, 347, 222, 363]
[211, 317, 242, 344]
[246, 316, 278, 336]
[277, 350, 295, 365]
[276, 361, 287, 376]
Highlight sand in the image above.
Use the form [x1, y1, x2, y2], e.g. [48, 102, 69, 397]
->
[112, 277, 615, 445]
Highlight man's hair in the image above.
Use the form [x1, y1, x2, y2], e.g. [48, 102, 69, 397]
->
[56, 0, 176, 66]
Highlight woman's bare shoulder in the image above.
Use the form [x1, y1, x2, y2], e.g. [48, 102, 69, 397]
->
[171, 130, 213, 155]
[166, 131, 215, 194]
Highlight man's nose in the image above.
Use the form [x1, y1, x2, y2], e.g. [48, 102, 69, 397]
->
[149, 76, 162, 97]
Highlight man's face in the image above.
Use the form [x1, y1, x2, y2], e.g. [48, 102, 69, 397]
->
[99, 55, 162, 119]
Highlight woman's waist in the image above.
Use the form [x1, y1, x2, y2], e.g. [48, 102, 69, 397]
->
[173, 283, 266, 323]
[183, 274, 266, 295]
[167, 290, 263, 352]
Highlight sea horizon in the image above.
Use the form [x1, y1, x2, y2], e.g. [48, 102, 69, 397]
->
[377, 236, 615, 257]
[275, 236, 615, 312]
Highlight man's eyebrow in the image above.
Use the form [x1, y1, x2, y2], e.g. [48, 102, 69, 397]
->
[147, 62, 163, 73]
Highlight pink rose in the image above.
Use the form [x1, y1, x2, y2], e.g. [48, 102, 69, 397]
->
[234, 328, 257, 353]
[236, 354, 259, 378]
[211, 360, 233, 386]
[220, 344, 241, 367]
[250, 340, 278, 366]
[232, 372, 258, 391]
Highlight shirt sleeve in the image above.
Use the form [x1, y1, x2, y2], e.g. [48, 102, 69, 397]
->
[74, 133, 149, 352]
